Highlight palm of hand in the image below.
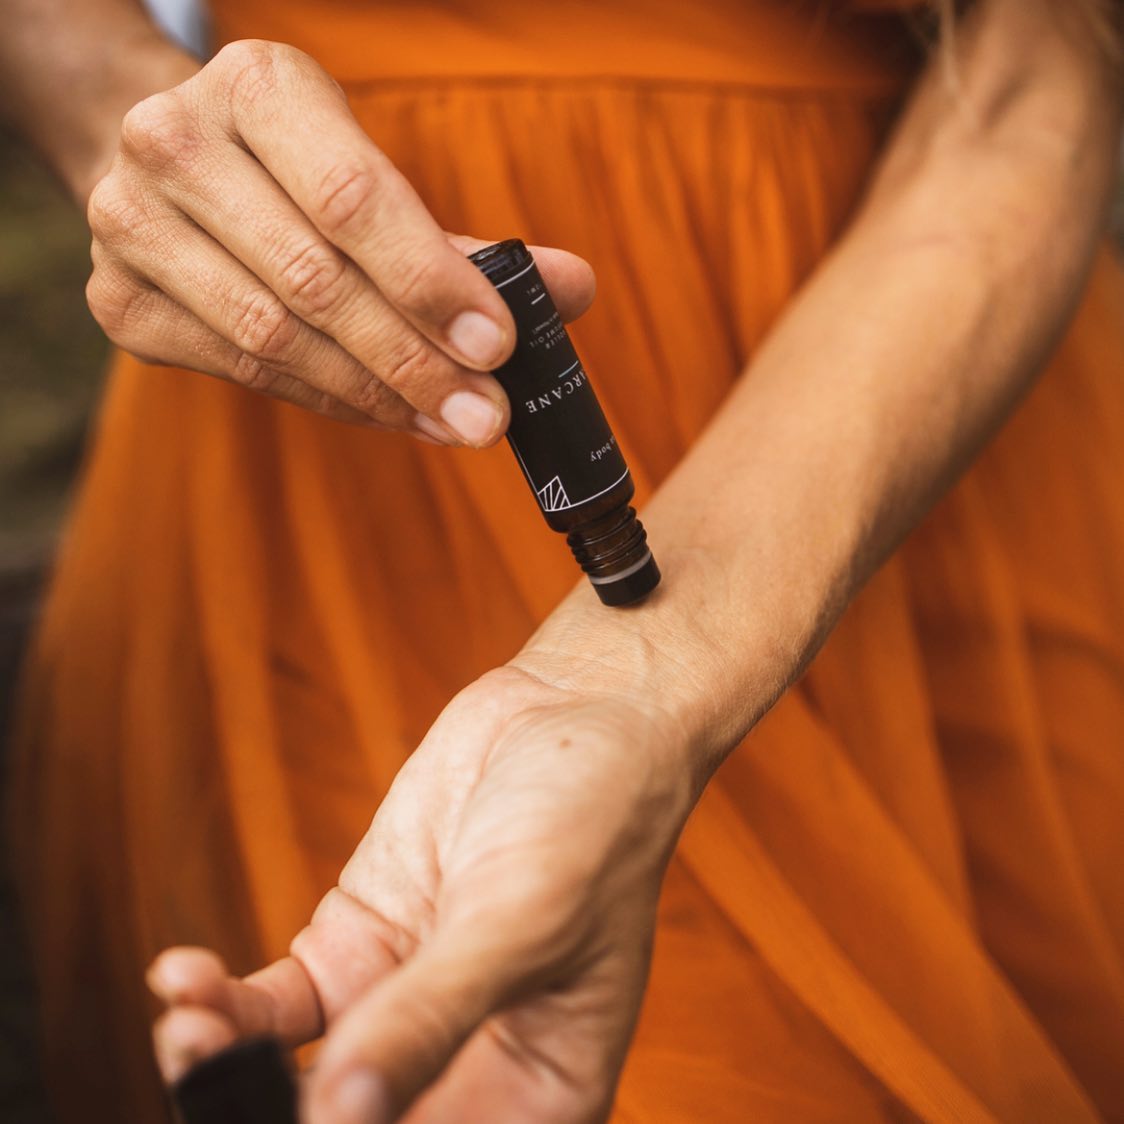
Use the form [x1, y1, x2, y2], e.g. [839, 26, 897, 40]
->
[152, 667, 690, 1123]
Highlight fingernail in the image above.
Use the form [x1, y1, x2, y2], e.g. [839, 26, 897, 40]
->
[448, 310, 507, 367]
[440, 391, 503, 447]
[329, 1070, 389, 1124]
[413, 412, 460, 446]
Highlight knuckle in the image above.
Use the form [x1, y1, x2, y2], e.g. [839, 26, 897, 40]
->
[120, 92, 198, 172]
[228, 290, 299, 361]
[85, 271, 118, 333]
[311, 163, 379, 238]
[275, 240, 351, 319]
[383, 248, 446, 319]
[218, 40, 329, 121]
[86, 266, 144, 339]
[230, 350, 278, 393]
[348, 371, 398, 417]
[86, 176, 143, 245]
[307, 388, 349, 418]
[267, 40, 315, 74]
[220, 39, 280, 113]
[213, 38, 270, 71]
[378, 333, 437, 395]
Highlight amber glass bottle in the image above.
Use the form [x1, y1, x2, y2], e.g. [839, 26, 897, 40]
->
[469, 240, 660, 606]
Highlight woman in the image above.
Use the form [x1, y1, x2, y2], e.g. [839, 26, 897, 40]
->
[4, 0, 1123, 1120]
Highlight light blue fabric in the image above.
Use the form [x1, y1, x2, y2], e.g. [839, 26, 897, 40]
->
[142, 0, 209, 57]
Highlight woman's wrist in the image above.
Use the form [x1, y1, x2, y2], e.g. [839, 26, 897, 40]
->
[507, 543, 782, 787]
[507, 421, 867, 788]
[63, 28, 203, 205]
[1, 6, 202, 207]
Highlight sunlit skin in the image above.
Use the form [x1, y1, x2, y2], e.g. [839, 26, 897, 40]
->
[151, 667, 697, 1121]
[2, 0, 1121, 1120]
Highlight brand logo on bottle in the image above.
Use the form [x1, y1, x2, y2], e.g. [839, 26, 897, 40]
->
[536, 476, 572, 512]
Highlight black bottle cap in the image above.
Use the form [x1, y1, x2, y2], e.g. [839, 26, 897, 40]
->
[468, 238, 530, 285]
[589, 551, 661, 606]
[171, 1037, 298, 1124]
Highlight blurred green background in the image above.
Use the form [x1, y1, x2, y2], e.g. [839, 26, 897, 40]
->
[0, 123, 105, 1124]
[0, 125, 107, 669]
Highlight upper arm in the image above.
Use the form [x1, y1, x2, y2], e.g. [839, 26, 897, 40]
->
[876, 0, 1122, 200]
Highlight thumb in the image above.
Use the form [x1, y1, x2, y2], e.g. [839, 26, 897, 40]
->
[304, 927, 520, 1123]
[446, 234, 597, 325]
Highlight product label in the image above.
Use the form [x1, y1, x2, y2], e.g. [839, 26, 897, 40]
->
[492, 259, 630, 517]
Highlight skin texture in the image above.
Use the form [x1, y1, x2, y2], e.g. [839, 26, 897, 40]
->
[81, 41, 597, 441]
[2, 12, 597, 444]
[151, 666, 696, 1122]
[2, 0, 1122, 1120]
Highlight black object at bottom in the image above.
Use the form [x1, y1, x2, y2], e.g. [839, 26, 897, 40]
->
[171, 1037, 298, 1124]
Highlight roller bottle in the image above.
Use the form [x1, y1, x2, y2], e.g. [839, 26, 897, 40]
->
[469, 240, 660, 606]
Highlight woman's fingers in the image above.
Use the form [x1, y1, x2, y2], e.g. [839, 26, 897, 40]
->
[148, 948, 325, 1081]
[149, 891, 412, 1086]
[93, 203, 427, 426]
[154, 147, 509, 443]
[147, 947, 230, 1009]
[449, 236, 598, 324]
[85, 260, 419, 429]
[89, 39, 598, 434]
[153, 1006, 239, 1083]
[202, 41, 516, 371]
[305, 925, 524, 1124]
[148, 950, 241, 1082]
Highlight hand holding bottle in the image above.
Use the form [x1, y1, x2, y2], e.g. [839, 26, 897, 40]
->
[84, 39, 595, 441]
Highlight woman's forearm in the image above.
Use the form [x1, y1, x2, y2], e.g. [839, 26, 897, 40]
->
[514, 0, 1123, 782]
[0, 0, 200, 203]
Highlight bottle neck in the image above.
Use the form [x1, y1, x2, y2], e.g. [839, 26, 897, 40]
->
[566, 505, 661, 606]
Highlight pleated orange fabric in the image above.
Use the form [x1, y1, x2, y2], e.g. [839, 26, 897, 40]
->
[9, 2, 1124, 1122]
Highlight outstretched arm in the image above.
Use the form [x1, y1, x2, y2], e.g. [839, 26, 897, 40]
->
[525, 0, 1124, 768]
[149, 1, 1123, 1121]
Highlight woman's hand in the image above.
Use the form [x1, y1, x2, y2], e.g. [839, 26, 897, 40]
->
[149, 664, 696, 1123]
[85, 39, 596, 440]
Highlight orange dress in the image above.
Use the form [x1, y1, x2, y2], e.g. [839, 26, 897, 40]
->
[10, 2, 1124, 1122]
